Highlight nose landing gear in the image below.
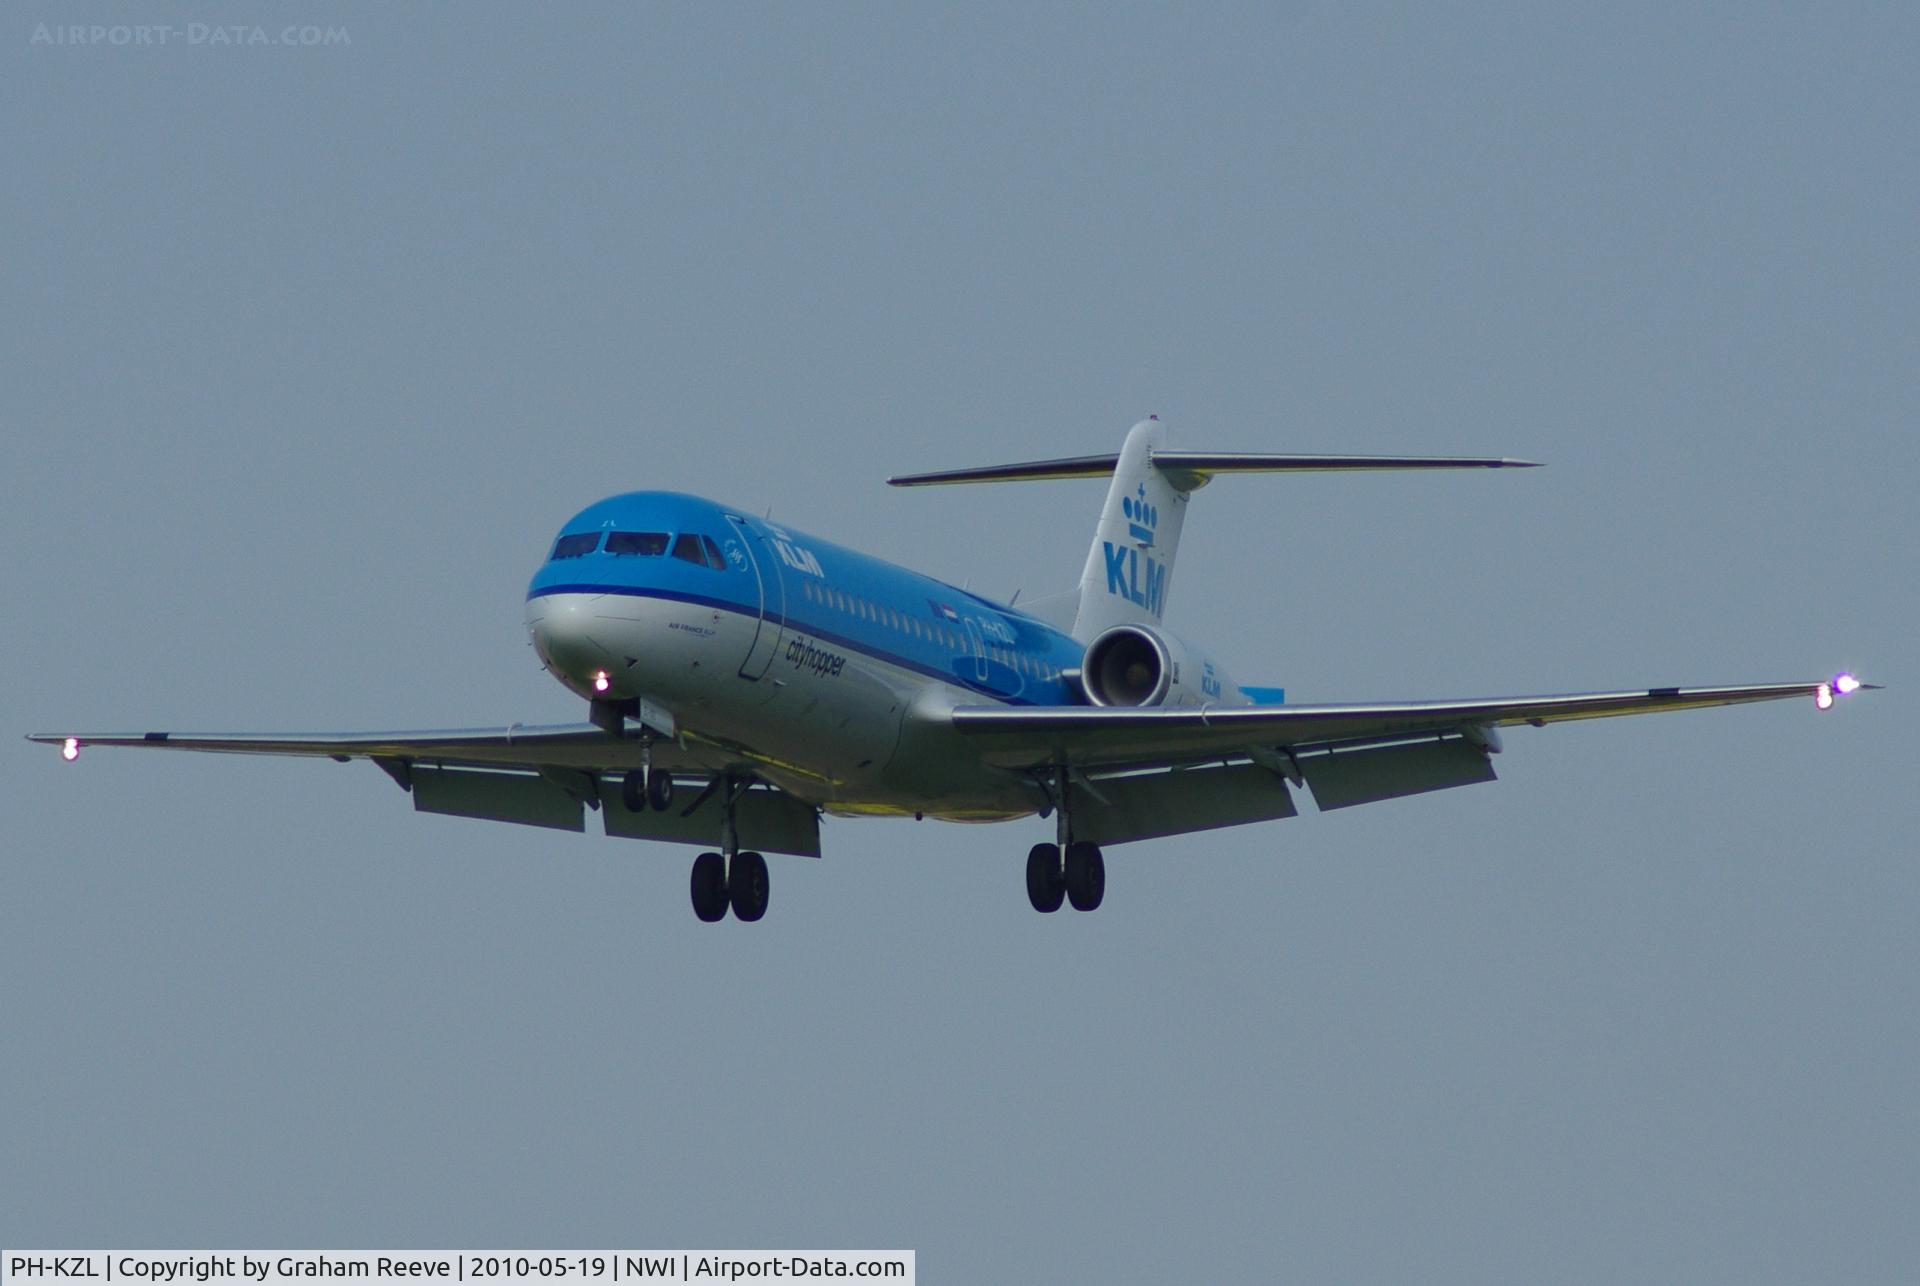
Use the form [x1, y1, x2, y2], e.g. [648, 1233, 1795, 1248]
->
[620, 735, 676, 813]
[621, 767, 675, 812]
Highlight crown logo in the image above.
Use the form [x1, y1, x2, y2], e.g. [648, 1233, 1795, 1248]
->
[1121, 485, 1159, 547]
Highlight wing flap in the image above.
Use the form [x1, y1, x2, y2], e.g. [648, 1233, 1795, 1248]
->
[412, 766, 586, 832]
[1076, 762, 1298, 845]
[1299, 740, 1498, 810]
[600, 779, 821, 857]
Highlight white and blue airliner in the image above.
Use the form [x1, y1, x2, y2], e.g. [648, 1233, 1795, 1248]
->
[32, 419, 1873, 921]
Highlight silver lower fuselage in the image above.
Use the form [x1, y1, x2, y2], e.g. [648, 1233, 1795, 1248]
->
[526, 591, 1045, 820]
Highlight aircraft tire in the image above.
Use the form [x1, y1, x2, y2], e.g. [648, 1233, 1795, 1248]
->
[730, 851, 770, 922]
[1065, 841, 1105, 912]
[647, 770, 675, 811]
[690, 852, 729, 921]
[1026, 843, 1065, 913]
[621, 769, 648, 813]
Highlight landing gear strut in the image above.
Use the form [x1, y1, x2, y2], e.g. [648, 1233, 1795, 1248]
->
[1028, 767, 1104, 913]
[688, 774, 769, 922]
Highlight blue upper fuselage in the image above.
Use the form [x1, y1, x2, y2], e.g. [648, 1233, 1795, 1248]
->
[526, 491, 1083, 704]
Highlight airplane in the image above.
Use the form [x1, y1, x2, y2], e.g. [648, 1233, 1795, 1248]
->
[31, 418, 1874, 922]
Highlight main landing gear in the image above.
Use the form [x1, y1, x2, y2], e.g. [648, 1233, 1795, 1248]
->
[688, 774, 769, 923]
[690, 850, 768, 922]
[1026, 842, 1104, 913]
[1027, 767, 1105, 913]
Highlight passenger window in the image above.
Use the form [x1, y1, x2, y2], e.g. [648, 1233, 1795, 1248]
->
[701, 535, 726, 569]
[672, 534, 707, 566]
[606, 531, 668, 557]
[551, 532, 601, 560]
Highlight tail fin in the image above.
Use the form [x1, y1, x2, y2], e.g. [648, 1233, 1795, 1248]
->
[1072, 418, 1187, 639]
[888, 422, 1539, 641]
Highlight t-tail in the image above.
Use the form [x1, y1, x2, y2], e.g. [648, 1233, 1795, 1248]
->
[889, 418, 1541, 642]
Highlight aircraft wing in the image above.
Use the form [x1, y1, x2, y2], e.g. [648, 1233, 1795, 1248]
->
[26, 723, 822, 856]
[26, 722, 700, 772]
[947, 679, 1872, 772]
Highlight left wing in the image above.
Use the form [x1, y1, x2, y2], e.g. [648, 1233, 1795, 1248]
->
[27, 722, 677, 771]
[27, 724, 822, 856]
[946, 678, 1874, 771]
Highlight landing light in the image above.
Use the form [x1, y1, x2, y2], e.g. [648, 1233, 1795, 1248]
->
[592, 671, 611, 694]
[1834, 673, 1862, 695]
[1815, 684, 1834, 711]
[62, 737, 80, 761]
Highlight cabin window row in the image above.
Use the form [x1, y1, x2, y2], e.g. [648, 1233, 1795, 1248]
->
[796, 580, 1061, 681]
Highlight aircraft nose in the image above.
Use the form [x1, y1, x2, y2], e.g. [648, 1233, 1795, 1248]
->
[527, 596, 620, 693]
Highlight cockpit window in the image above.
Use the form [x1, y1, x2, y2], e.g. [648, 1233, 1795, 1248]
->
[701, 535, 726, 569]
[551, 532, 601, 560]
[671, 533, 708, 566]
[606, 531, 669, 557]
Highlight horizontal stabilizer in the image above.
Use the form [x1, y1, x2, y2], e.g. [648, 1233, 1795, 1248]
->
[889, 453, 1120, 487]
[1147, 450, 1540, 490]
[889, 448, 1539, 490]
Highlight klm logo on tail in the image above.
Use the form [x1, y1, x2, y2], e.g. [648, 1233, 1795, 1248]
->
[1103, 542, 1166, 617]
[1104, 484, 1166, 616]
[1122, 485, 1159, 548]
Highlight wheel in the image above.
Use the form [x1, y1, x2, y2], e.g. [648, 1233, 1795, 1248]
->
[690, 852, 729, 921]
[621, 769, 647, 813]
[647, 769, 675, 811]
[1065, 841, 1105, 912]
[730, 851, 770, 922]
[1026, 843, 1065, 913]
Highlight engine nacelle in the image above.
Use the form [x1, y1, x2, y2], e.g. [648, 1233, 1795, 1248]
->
[1080, 624, 1236, 709]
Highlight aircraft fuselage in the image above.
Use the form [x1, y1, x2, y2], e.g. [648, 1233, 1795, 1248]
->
[525, 491, 1084, 819]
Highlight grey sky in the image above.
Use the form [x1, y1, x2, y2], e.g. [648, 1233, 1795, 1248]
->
[3, 4, 1912, 1281]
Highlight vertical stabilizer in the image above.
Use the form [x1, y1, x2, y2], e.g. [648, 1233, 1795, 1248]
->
[1071, 419, 1191, 641]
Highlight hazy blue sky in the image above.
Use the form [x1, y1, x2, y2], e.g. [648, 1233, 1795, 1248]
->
[4, 4, 1912, 1281]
